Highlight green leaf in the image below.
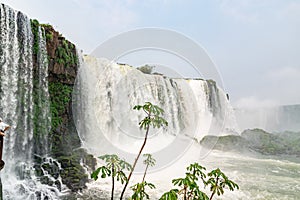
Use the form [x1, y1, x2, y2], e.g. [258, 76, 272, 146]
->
[91, 168, 100, 180]
[91, 166, 111, 181]
[159, 189, 178, 200]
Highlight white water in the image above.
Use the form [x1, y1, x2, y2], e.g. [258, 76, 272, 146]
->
[76, 144, 300, 200]
[1, 4, 297, 199]
[0, 4, 65, 199]
[73, 56, 238, 172]
[73, 56, 300, 199]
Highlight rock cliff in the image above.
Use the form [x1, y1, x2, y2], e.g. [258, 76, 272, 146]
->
[31, 19, 96, 192]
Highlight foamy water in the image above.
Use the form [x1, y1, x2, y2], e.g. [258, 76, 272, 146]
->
[75, 143, 300, 199]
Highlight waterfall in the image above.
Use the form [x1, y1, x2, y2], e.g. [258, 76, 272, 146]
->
[1, 3, 240, 199]
[235, 105, 300, 132]
[33, 26, 51, 156]
[0, 4, 63, 199]
[73, 56, 239, 173]
[0, 3, 34, 161]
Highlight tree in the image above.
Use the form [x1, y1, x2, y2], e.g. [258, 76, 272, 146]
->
[170, 163, 208, 200]
[142, 154, 156, 183]
[128, 154, 156, 200]
[90, 102, 239, 200]
[159, 163, 239, 200]
[160, 189, 179, 200]
[206, 168, 239, 200]
[91, 154, 132, 200]
[120, 102, 168, 199]
[137, 65, 155, 74]
[130, 181, 156, 200]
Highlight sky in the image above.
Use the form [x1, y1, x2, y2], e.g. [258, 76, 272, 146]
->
[1, 0, 300, 107]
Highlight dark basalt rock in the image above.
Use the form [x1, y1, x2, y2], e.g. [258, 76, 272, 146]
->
[42, 24, 78, 85]
[31, 20, 96, 193]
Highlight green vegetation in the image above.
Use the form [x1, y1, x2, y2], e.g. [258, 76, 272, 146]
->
[142, 154, 155, 183]
[30, 18, 90, 192]
[165, 163, 208, 200]
[130, 181, 156, 200]
[91, 102, 238, 199]
[200, 135, 249, 152]
[160, 164, 238, 200]
[45, 33, 53, 41]
[40, 24, 54, 41]
[207, 168, 239, 200]
[32, 81, 50, 139]
[201, 129, 300, 155]
[128, 154, 157, 200]
[137, 65, 155, 74]
[32, 55, 49, 139]
[30, 19, 40, 55]
[55, 39, 77, 66]
[38, 20, 78, 67]
[40, 23, 53, 29]
[31, 18, 51, 157]
[120, 102, 168, 199]
[48, 82, 72, 130]
[58, 149, 92, 191]
[91, 154, 132, 200]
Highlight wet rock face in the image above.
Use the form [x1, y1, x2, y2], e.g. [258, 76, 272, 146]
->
[31, 20, 96, 192]
[0, 3, 94, 196]
[42, 24, 78, 85]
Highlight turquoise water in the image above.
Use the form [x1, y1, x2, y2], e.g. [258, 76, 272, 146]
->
[200, 151, 300, 200]
[75, 149, 300, 199]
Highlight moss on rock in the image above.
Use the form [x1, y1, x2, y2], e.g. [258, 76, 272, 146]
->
[30, 20, 96, 193]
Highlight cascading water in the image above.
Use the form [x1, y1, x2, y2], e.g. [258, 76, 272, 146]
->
[74, 56, 238, 156]
[72, 56, 239, 198]
[73, 56, 300, 200]
[2, 3, 298, 199]
[0, 3, 33, 161]
[0, 4, 65, 199]
[33, 26, 51, 156]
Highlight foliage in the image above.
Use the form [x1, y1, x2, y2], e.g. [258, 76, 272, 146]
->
[30, 19, 40, 55]
[40, 24, 54, 41]
[160, 163, 239, 200]
[143, 154, 156, 167]
[142, 154, 156, 183]
[31, 18, 50, 153]
[159, 189, 179, 200]
[170, 163, 208, 200]
[201, 129, 300, 155]
[128, 153, 157, 198]
[130, 181, 156, 200]
[91, 154, 132, 182]
[40, 23, 53, 29]
[48, 82, 72, 130]
[137, 65, 155, 74]
[207, 168, 239, 200]
[55, 39, 77, 66]
[91, 154, 132, 200]
[133, 102, 168, 130]
[120, 102, 168, 199]
[45, 33, 53, 41]
[90, 102, 239, 200]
